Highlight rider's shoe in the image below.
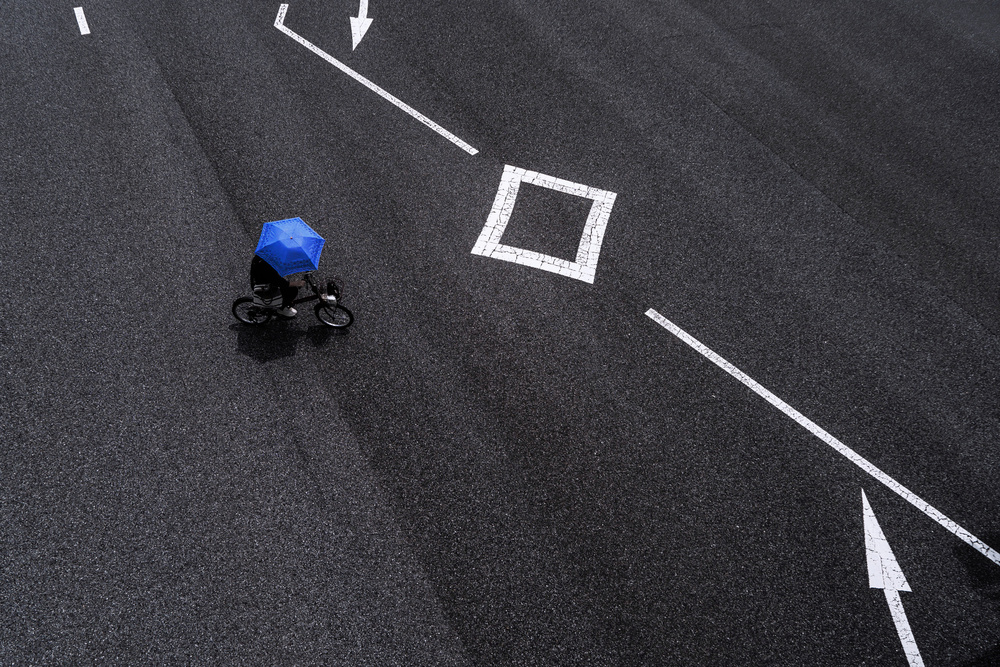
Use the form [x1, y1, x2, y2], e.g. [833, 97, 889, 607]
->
[276, 306, 297, 318]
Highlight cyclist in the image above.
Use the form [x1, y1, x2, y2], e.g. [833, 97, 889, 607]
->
[250, 254, 304, 318]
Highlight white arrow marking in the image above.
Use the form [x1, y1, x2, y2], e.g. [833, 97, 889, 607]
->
[863, 491, 925, 667]
[274, 5, 477, 155]
[644, 308, 1000, 568]
[350, 0, 373, 50]
[863, 490, 910, 592]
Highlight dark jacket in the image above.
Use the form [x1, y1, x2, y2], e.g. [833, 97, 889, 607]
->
[250, 255, 289, 288]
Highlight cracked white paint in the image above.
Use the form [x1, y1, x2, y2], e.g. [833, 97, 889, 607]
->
[884, 589, 924, 667]
[863, 491, 923, 667]
[863, 491, 910, 592]
[472, 165, 617, 284]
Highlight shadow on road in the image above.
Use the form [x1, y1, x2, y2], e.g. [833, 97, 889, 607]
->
[963, 642, 1000, 667]
[230, 321, 348, 363]
[953, 534, 1000, 601]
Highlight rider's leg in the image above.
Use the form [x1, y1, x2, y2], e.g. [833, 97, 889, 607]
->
[276, 285, 299, 318]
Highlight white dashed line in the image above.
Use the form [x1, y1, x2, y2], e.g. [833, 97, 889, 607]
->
[274, 4, 477, 155]
[74, 7, 90, 35]
[472, 165, 617, 284]
[645, 308, 1000, 567]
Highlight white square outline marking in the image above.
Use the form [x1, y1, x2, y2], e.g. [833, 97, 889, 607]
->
[471, 165, 617, 284]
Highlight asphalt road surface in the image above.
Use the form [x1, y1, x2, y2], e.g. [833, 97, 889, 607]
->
[2, 1, 999, 665]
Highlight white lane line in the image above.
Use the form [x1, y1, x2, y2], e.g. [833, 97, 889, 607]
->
[74, 7, 91, 35]
[645, 308, 1000, 567]
[274, 4, 478, 155]
[471, 165, 617, 284]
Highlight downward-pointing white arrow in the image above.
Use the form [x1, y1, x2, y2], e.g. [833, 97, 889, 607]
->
[350, 0, 373, 50]
[863, 490, 925, 667]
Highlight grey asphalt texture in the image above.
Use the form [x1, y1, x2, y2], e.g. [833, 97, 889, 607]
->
[1, 0, 999, 665]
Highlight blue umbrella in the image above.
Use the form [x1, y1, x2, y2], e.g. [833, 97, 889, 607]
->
[254, 217, 325, 276]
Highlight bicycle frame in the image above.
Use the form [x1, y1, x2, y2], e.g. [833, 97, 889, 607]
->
[293, 272, 337, 307]
[234, 271, 352, 328]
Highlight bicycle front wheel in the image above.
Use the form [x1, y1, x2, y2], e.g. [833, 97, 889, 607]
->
[232, 297, 273, 325]
[315, 303, 353, 328]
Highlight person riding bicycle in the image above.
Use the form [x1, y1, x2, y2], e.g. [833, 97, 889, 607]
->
[250, 254, 304, 318]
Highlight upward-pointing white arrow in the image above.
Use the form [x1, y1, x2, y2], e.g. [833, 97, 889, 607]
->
[350, 0, 373, 50]
[863, 490, 925, 667]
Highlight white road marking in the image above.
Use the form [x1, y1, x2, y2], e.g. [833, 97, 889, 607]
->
[884, 589, 925, 667]
[863, 491, 910, 592]
[645, 308, 1000, 567]
[350, 0, 373, 50]
[863, 491, 925, 667]
[274, 4, 477, 155]
[74, 7, 90, 35]
[471, 165, 617, 284]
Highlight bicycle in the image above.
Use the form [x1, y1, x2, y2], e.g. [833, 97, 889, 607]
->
[231, 272, 354, 328]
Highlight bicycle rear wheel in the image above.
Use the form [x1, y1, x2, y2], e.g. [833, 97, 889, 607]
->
[315, 303, 353, 328]
[232, 297, 273, 325]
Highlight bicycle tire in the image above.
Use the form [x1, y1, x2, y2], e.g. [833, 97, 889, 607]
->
[232, 296, 273, 325]
[315, 303, 353, 328]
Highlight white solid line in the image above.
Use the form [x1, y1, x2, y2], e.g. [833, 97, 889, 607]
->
[644, 308, 1000, 567]
[884, 589, 925, 667]
[74, 7, 90, 35]
[274, 4, 478, 155]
